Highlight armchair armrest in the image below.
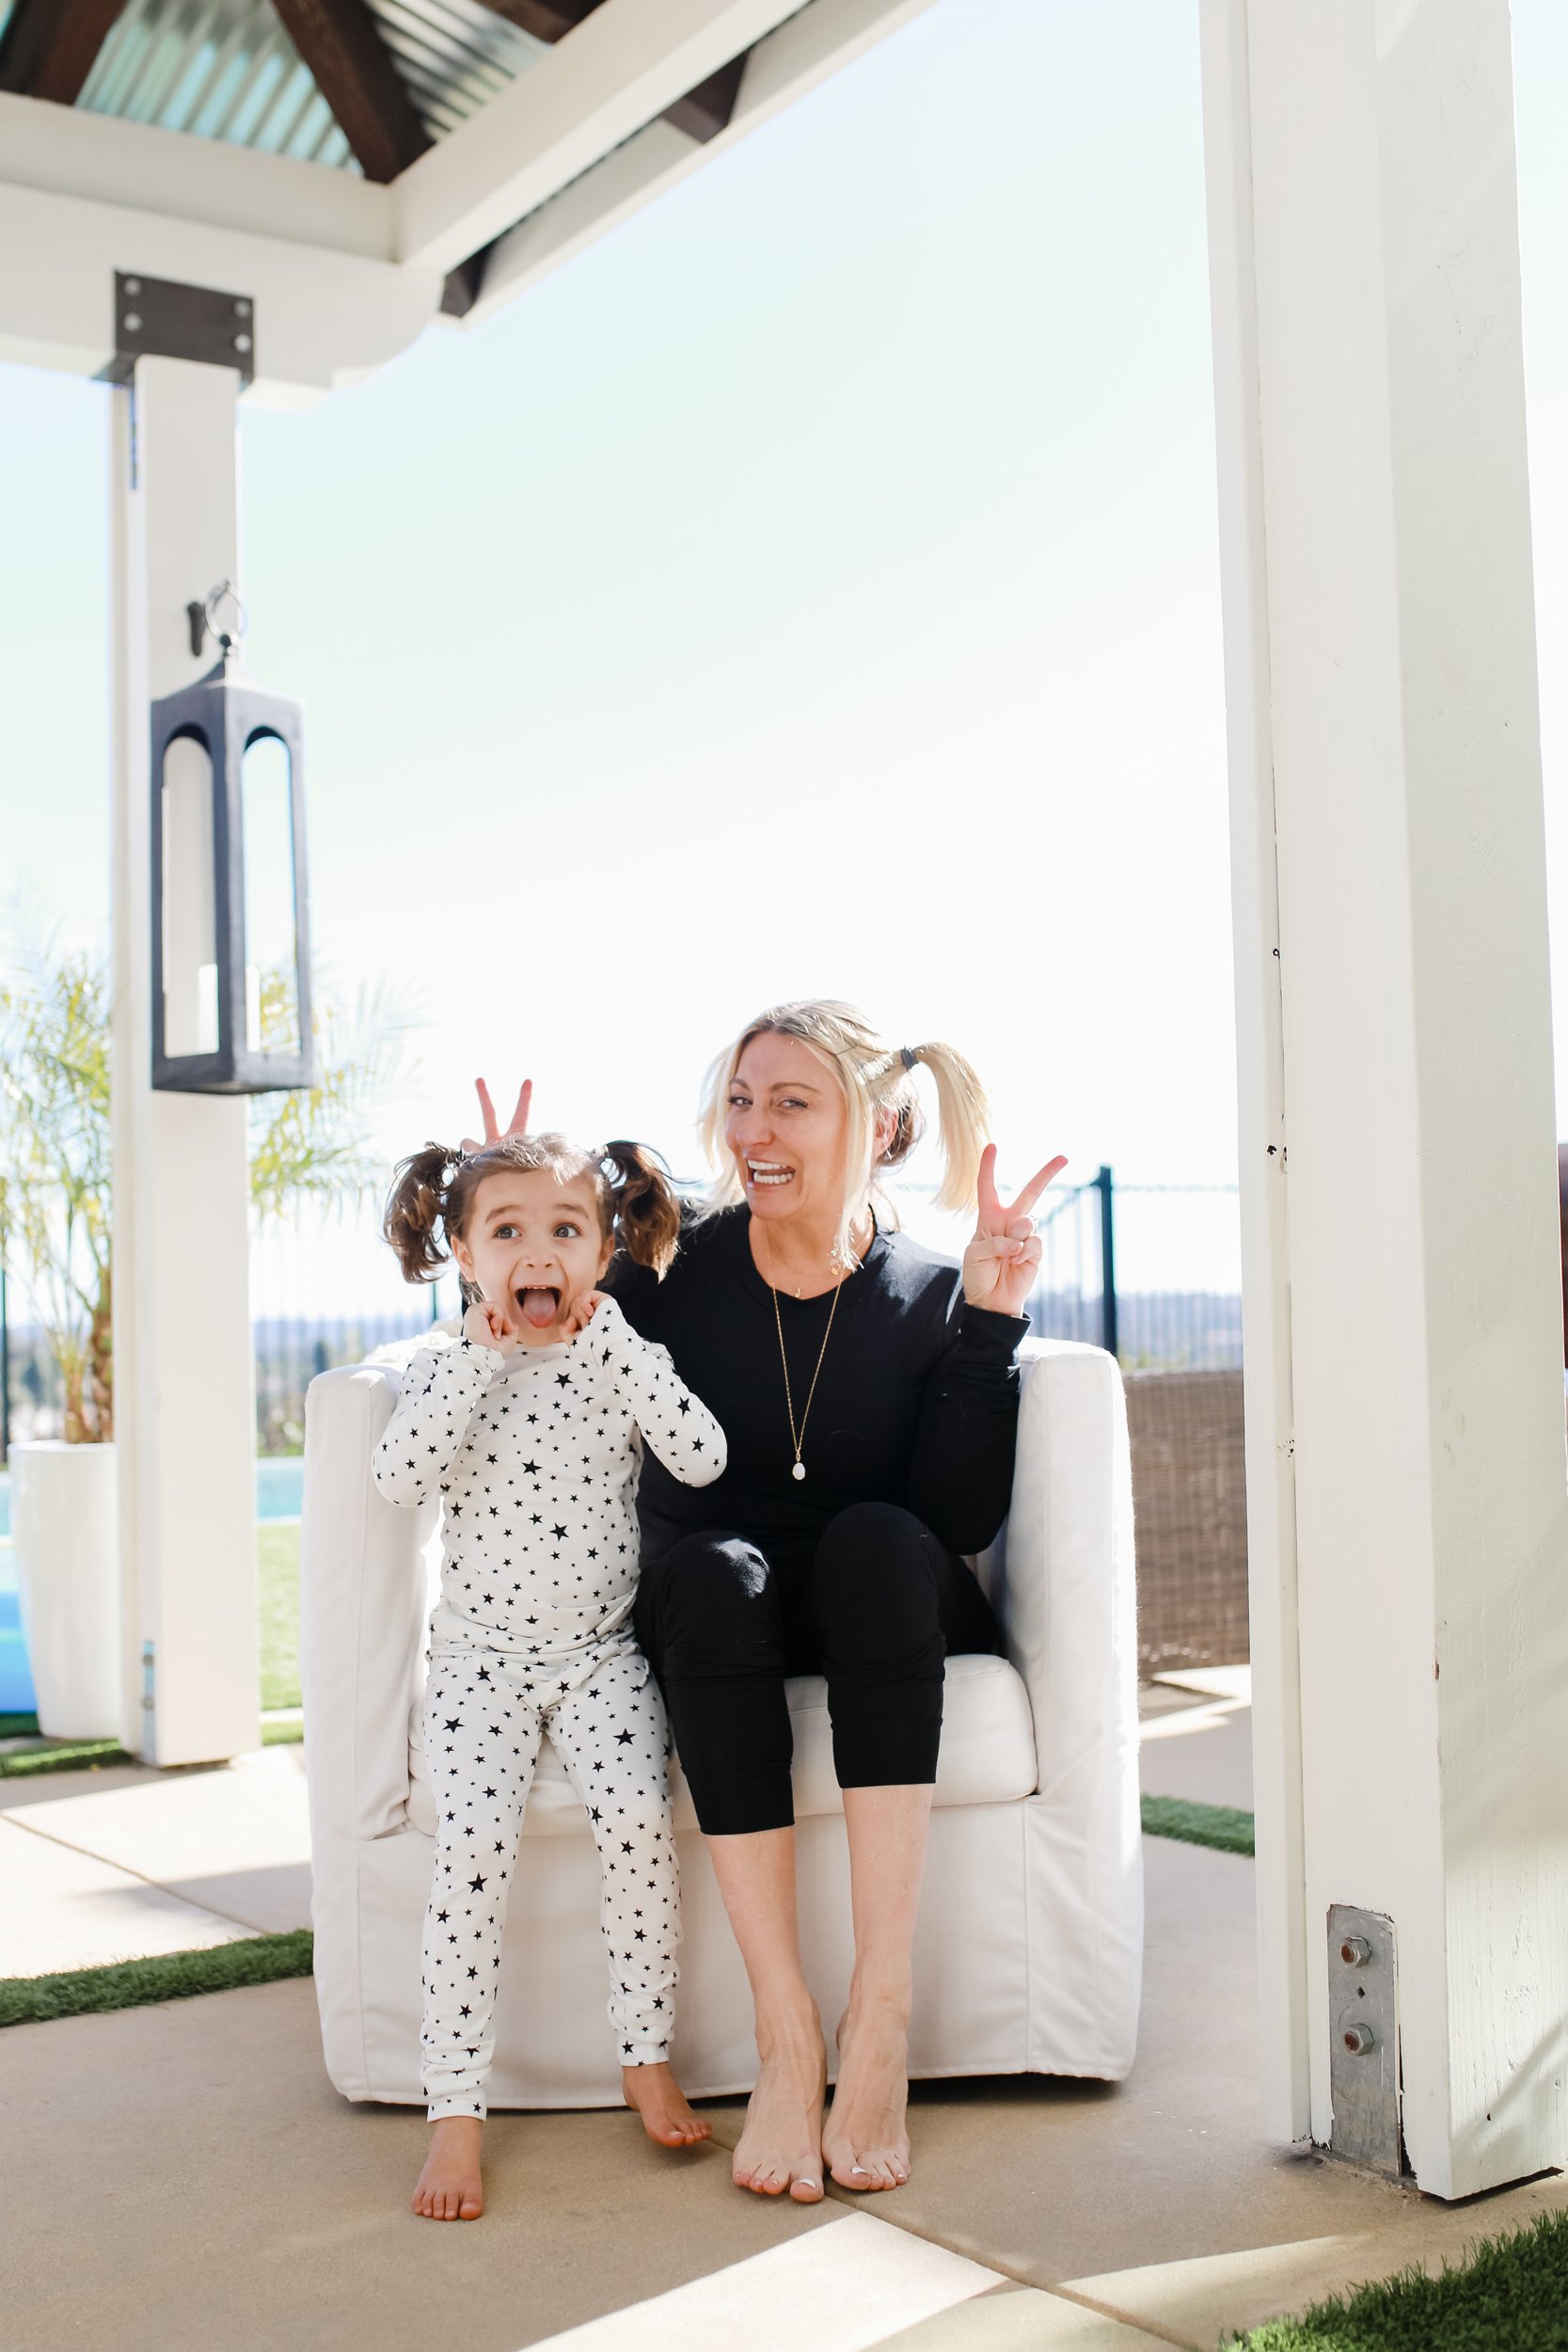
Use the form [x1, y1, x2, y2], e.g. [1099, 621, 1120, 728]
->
[300, 1364, 439, 1852]
[982, 1342, 1139, 1804]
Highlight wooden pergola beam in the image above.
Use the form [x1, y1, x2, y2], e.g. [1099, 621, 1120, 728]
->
[662, 51, 747, 142]
[270, 0, 432, 184]
[0, 0, 126, 103]
[481, 0, 608, 37]
[476, 0, 749, 151]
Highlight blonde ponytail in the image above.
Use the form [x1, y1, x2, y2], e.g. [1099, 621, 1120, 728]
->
[896, 1041, 990, 1216]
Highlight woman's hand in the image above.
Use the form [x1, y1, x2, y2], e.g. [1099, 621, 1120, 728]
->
[962, 1143, 1067, 1318]
[461, 1076, 532, 1155]
[561, 1289, 609, 1339]
[463, 1297, 517, 1357]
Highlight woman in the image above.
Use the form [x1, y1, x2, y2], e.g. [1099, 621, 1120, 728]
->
[469, 1001, 1059, 2203]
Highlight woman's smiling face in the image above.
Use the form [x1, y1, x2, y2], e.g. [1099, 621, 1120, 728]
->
[451, 1167, 611, 1347]
[724, 1032, 853, 1231]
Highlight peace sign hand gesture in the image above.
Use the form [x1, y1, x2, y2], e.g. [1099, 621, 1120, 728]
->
[461, 1076, 533, 1156]
[962, 1143, 1068, 1319]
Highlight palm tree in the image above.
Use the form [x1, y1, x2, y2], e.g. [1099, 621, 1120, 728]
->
[0, 935, 414, 1445]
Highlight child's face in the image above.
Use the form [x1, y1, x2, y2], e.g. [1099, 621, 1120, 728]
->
[451, 1167, 612, 1349]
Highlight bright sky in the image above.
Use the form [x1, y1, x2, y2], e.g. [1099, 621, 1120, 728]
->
[3, 0, 1567, 1301]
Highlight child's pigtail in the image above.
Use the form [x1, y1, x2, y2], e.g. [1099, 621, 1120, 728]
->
[383, 1142, 457, 1283]
[602, 1140, 682, 1279]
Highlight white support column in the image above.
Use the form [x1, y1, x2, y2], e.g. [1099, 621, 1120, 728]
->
[1201, 0, 1568, 2198]
[111, 355, 259, 1767]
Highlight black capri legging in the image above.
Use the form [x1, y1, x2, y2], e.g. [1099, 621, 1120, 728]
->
[633, 1500, 1001, 1836]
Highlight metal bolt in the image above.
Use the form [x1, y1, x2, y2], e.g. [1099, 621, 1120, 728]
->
[1343, 2023, 1376, 2056]
[234, 299, 251, 318]
[1339, 1937, 1372, 1967]
[124, 277, 141, 295]
[123, 313, 142, 333]
[234, 335, 252, 354]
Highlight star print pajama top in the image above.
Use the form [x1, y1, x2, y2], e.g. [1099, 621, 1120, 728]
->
[372, 1291, 725, 2120]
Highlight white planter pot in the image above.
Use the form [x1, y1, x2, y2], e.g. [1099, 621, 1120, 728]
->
[11, 1440, 120, 1741]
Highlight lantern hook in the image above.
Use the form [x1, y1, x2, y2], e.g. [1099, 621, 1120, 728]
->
[185, 580, 248, 666]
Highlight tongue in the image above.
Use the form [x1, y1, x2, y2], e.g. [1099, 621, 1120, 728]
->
[520, 1289, 559, 1329]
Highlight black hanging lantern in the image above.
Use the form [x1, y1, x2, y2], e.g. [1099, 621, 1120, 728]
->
[150, 584, 314, 1094]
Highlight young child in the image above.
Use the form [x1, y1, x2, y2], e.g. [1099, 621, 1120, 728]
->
[374, 1131, 726, 2222]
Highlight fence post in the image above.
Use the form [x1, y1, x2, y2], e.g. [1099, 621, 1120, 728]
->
[1095, 1165, 1118, 1359]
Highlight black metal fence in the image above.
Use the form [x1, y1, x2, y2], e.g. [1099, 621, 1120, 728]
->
[1026, 1168, 1243, 1370]
[0, 1171, 1243, 1462]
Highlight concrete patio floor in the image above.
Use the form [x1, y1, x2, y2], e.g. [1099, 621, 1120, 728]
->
[5, 1680, 1566, 2351]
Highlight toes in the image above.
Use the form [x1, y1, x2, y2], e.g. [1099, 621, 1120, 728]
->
[789, 2172, 823, 2203]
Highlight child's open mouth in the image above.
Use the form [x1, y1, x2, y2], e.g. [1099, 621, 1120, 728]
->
[515, 1285, 562, 1329]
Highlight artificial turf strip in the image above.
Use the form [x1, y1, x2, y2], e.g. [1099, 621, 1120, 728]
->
[1141, 1792, 1256, 1856]
[1230, 2207, 1568, 2351]
[0, 1930, 314, 2027]
[0, 1739, 131, 1779]
[0, 1724, 301, 1773]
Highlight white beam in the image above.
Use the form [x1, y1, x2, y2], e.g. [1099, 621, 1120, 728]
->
[1202, 0, 1568, 2198]
[463, 0, 941, 326]
[0, 179, 439, 406]
[0, 91, 394, 261]
[395, 0, 816, 278]
[1198, 0, 1309, 2150]
[111, 357, 258, 1766]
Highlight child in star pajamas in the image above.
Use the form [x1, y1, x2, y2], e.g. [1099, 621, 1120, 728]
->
[375, 1129, 726, 2222]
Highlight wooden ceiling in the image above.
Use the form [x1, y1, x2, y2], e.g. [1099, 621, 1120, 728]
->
[0, 0, 749, 184]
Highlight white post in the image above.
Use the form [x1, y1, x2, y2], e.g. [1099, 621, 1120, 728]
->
[1197, 0, 1310, 2152]
[1201, 0, 1568, 2199]
[111, 355, 259, 1767]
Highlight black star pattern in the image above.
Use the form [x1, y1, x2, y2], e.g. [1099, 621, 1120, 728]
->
[369, 1291, 724, 2123]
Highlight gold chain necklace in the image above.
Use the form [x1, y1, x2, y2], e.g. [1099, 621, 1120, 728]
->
[761, 1229, 845, 1484]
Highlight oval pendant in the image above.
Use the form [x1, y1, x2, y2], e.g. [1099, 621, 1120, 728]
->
[791, 1460, 806, 1482]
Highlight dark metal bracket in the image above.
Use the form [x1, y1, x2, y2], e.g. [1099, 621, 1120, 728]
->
[104, 273, 257, 389]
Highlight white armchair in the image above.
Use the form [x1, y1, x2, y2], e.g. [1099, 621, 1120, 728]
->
[299, 1340, 1142, 2106]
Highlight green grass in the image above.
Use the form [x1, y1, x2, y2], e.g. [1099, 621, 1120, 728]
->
[1141, 1792, 1256, 1856]
[259, 1520, 301, 1711]
[0, 1719, 301, 1776]
[0, 1711, 40, 1739]
[1231, 2208, 1568, 2350]
[0, 1930, 314, 2027]
[0, 1739, 132, 1780]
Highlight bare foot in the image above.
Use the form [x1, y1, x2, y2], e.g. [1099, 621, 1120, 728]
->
[822, 1993, 911, 2192]
[733, 2005, 828, 2202]
[623, 2062, 713, 2149]
[412, 2115, 484, 2220]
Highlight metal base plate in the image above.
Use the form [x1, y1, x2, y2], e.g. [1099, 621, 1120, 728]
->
[1327, 1902, 1403, 2173]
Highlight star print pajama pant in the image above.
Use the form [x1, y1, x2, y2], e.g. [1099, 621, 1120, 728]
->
[420, 1639, 680, 2121]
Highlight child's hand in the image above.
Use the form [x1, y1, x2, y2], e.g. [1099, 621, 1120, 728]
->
[463, 1297, 517, 1356]
[561, 1289, 609, 1339]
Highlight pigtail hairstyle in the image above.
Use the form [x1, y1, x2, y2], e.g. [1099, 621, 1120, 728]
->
[383, 1142, 459, 1283]
[601, 1140, 683, 1279]
[890, 1040, 990, 1216]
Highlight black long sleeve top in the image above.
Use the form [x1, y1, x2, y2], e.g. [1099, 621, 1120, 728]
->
[608, 1205, 1029, 1566]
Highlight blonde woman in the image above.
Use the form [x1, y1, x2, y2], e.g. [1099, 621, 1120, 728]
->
[469, 1003, 1060, 2202]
